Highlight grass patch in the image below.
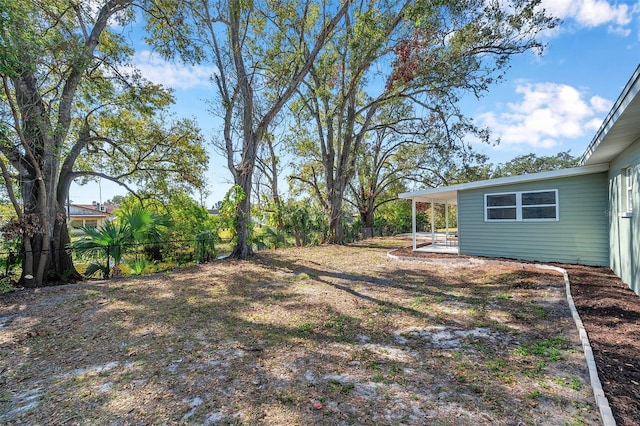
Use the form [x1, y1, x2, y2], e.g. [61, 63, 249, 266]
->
[327, 379, 355, 395]
[514, 336, 568, 361]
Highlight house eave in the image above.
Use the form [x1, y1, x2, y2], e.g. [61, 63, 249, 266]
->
[581, 64, 640, 165]
[399, 163, 609, 203]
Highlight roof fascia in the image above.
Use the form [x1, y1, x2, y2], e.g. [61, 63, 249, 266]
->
[399, 163, 609, 199]
[580, 64, 640, 165]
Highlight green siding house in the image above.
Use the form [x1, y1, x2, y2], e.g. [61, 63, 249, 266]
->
[400, 64, 640, 296]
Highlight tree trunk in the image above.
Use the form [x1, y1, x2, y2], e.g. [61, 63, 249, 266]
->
[266, 137, 285, 233]
[327, 190, 344, 244]
[19, 168, 49, 287]
[361, 209, 375, 239]
[360, 190, 376, 239]
[19, 184, 81, 287]
[21, 235, 45, 288]
[51, 208, 82, 282]
[230, 170, 255, 259]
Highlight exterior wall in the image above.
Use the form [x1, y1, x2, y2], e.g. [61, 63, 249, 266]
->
[608, 139, 640, 295]
[69, 217, 104, 228]
[458, 172, 609, 266]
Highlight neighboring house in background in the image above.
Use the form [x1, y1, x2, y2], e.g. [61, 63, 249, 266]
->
[400, 64, 639, 297]
[68, 203, 118, 231]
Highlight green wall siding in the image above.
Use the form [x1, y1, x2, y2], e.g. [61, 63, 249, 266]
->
[458, 172, 609, 266]
[608, 140, 640, 295]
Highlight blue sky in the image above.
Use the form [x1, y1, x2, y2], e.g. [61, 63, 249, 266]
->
[71, 0, 640, 206]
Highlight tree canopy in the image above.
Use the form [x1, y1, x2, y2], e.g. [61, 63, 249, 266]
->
[144, 0, 349, 257]
[491, 151, 579, 178]
[0, 0, 208, 286]
[287, 0, 557, 242]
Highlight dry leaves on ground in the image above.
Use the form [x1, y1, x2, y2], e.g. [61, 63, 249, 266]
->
[0, 238, 600, 425]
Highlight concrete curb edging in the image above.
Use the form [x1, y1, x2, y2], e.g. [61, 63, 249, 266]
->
[386, 251, 616, 426]
[538, 264, 616, 426]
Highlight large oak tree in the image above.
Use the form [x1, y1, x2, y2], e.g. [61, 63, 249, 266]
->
[0, 0, 208, 287]
[289, 0, 557, 243]
[144, 0, 349, 258]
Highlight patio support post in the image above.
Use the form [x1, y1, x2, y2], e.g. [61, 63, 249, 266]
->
[445, 201, 449, 246]
[431, 201, 435, 244]
[456, 197, 459, 248]
[412, 198, 416, 250]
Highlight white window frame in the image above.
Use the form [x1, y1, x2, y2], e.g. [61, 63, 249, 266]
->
[485, 189, 559, 222]
[624, 167, 633, 215]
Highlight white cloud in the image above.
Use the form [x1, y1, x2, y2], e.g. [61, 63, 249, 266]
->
[590, 95, 614, 112]
[585, 117, 606, 132]
[576, 0, 631, 27]
[132, 50, 216, 90]
[476, 82, 612, 150]
[539, 0, 635, 34]
[608, 25, 632, 37]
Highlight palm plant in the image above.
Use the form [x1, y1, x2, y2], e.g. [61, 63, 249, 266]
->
[117, 206, 172, 262]
[71, 205, 173, 278]
[127, 258, 149, 275]
[117, 205, 172, 244]
[71, 221, 131, 278]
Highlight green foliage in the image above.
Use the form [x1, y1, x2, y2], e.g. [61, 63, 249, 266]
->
[82, 262, 111, 280]
[281, 200, 327, 246]
[0, 0, 39, 76]
[110, 193, 221, 265]
[256, 196, 285, 232]
[117, 192, 217, 243]
[71, 205, 173, 278]
[219, 185, 249, 243]
[372, 199, 458, 236]
[287, 0, 555, 243]
[73, 221, 130, 265]
[0, 276, 16, 293]
[195, 230, 218, 262]
[399, 0, 557, 91]
[71, 220, 130, 279]
[0, 225, 21, 287]
[0, 0, 209, 285]
[446, 153, 495, 184]
[75, 113, 209, 198]
[250, 198, 329, 249]
[166, 193, 219, 241]
[253, 227, 286, 250]
[116, 205, 173, 245]
[0, 231, 20, 292]
[144, 0, 350, 257]
[127, 258, 148, 276]
[374, 200, 419, 235]
[343, 216, 363, 243]
[375, 201, 410, 236]
[491, 151, 579, 178]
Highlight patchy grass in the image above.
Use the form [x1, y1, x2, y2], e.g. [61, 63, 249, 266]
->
[0, 237, 599, 424]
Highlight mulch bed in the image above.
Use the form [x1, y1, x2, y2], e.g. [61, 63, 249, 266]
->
[566, 265, 640, 426]
[391, 246, 640, 426]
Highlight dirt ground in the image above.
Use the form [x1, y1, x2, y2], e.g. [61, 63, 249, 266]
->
[0, 237, 635, 425]
[392, 244, 640, 426]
